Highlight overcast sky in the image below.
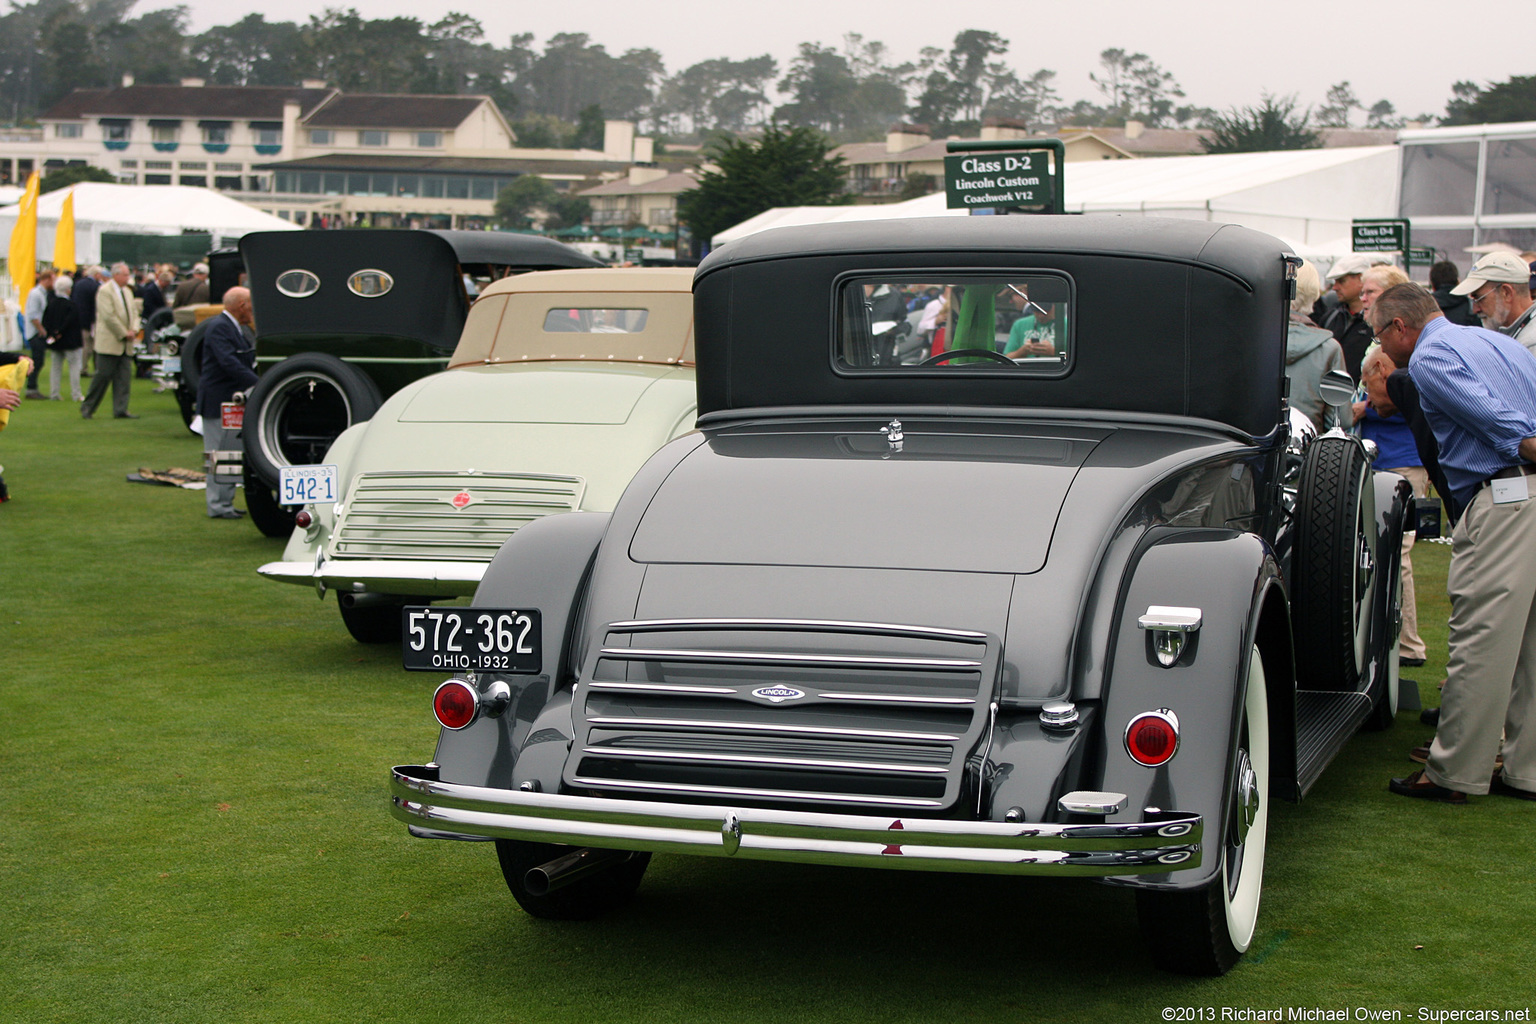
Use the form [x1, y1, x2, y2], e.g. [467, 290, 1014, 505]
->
[176, 0, 1520, 122]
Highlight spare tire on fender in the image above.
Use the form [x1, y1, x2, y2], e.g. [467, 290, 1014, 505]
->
[242, 352, 381, 488]
[1291, 435, 1376, 692]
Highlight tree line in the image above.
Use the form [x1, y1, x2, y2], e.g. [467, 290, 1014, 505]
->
[0, 3, 1529, 146]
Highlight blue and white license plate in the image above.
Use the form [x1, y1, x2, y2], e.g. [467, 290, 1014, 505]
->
[161, 355, 181, 374]
[402, 607, 542, 673]
[278, 464, 338, 505]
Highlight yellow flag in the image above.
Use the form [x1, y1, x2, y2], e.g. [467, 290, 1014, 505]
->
[8, 170, 39, 298]
[54, 188, 76, 272]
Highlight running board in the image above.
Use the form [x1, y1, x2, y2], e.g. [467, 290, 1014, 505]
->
[1295, 689, 1374, 796]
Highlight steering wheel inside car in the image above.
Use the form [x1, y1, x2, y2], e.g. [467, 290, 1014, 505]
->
[919, 348, 1017, 366]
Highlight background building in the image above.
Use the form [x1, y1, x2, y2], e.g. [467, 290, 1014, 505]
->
[578, 167, 698, 231]
[0, 80, 663, 229]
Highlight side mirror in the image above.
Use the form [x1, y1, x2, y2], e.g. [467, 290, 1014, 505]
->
[1318, 369, 1356, 406]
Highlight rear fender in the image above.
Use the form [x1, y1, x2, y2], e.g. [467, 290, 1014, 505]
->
[1096, 528, 1281, 890]
[430, 511, 611, 786]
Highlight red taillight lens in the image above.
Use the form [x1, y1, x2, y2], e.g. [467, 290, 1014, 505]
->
[1125, 710, 1180, 766]
[294, 510, 313, 529]
[433, 680, 479, 730]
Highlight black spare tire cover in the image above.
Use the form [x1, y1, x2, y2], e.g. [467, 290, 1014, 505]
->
[1291, 435, 1375, 691]
[242, 352, 382, 487]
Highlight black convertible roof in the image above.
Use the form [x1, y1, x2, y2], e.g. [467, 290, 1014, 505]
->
[425, 230, 603, 271]
[240, 229, 600, 350]
[693, 216, 1295, 437]
[698, 216, 1285, 290]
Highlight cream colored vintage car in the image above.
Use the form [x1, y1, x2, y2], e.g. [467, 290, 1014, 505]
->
[257, 267, 696, 643]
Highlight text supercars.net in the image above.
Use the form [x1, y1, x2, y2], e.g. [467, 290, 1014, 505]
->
[1160, 1008, 1531, 1022]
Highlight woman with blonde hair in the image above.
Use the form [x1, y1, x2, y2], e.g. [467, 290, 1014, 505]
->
[1360, 263, 1410, 317]
[1285, 260, 1352, 431]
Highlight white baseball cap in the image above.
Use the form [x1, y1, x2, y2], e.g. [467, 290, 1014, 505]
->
[1449, 251, 1530, 296]
[1325, 253, 1372, 281]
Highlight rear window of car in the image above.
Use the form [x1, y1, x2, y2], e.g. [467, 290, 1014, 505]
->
[542, 308, 648, 333]
[835, 273, 1073, 376]
[450, 292, 692, 366]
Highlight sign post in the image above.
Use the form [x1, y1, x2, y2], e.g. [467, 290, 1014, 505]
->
[944, 139, 1064, 215]
[1352, 218, 1410, 255]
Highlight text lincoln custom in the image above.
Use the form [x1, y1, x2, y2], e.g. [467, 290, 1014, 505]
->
[388, 216, 1409, 975]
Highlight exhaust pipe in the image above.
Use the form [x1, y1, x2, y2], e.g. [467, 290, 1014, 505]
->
[524, 847, 633, 896]
[339, 591, 398, 609]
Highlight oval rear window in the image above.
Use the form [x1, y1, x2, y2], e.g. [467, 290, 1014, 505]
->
[275, 269, 320, 298]
[347, 269, 393, 297]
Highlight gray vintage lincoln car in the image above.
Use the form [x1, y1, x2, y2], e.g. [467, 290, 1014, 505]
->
[388, 216, 1409, 975]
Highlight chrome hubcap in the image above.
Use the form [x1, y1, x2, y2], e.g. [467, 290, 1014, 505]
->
[1233, 748, 1260, 845]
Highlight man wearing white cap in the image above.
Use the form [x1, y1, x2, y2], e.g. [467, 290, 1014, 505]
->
[1453, 252, 1536, 353]
[1323, 252, 1376, 380]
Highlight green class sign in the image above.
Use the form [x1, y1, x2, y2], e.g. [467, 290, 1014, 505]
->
[1352, 219, 1409, 253]
[943, 139, 1063, 214]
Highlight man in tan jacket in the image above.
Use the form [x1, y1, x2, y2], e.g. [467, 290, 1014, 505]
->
[81, 262, 141, 419]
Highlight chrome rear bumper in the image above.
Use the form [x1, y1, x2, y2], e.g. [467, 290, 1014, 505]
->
[258, 559, 484, 597]
[389, 765, 1202, 876]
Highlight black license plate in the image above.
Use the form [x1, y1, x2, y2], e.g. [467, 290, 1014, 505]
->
[401, 607, 542, 673]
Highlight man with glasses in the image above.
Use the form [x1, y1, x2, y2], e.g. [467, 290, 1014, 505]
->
[1370, 283, 1536, 804]
[1452, 252, 1536, 353]
[1322, 253, 1376, 380]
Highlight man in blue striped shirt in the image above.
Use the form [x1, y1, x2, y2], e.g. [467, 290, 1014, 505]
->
[1371, 283, 1536, 803]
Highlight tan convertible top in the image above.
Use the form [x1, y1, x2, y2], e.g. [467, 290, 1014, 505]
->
[450, 266, 695, 368]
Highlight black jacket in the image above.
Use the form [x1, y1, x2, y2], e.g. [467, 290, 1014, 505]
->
[138, 281, 167, 320]
[195, 313, 258, 418]
[1386, 367, 1458, 526]
[1322, 305, 1372, 381]
[1432, 287, 1479, 328]
[72, 275, 98, 330]
[42, 293, 82, 351]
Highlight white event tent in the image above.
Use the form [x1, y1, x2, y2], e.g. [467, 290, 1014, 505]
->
[713, 145, 1400, 267]
[0, 182, 298, 265]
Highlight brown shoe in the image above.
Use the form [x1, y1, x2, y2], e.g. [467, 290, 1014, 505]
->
[1389, 769, 1467, 804]
[1489, 772, 1536, 801]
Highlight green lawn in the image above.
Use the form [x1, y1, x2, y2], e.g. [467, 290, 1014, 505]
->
[2, 380, 1531, 1022]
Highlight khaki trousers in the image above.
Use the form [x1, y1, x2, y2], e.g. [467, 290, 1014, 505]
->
[1426, 474, 1536, 795]
[1392, 465, 1430, 660]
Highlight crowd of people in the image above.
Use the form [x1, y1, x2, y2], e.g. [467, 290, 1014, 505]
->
[0, 259, 214, 500]
[1283, 248, 1536, 805]
[12, 260, 212, 409]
